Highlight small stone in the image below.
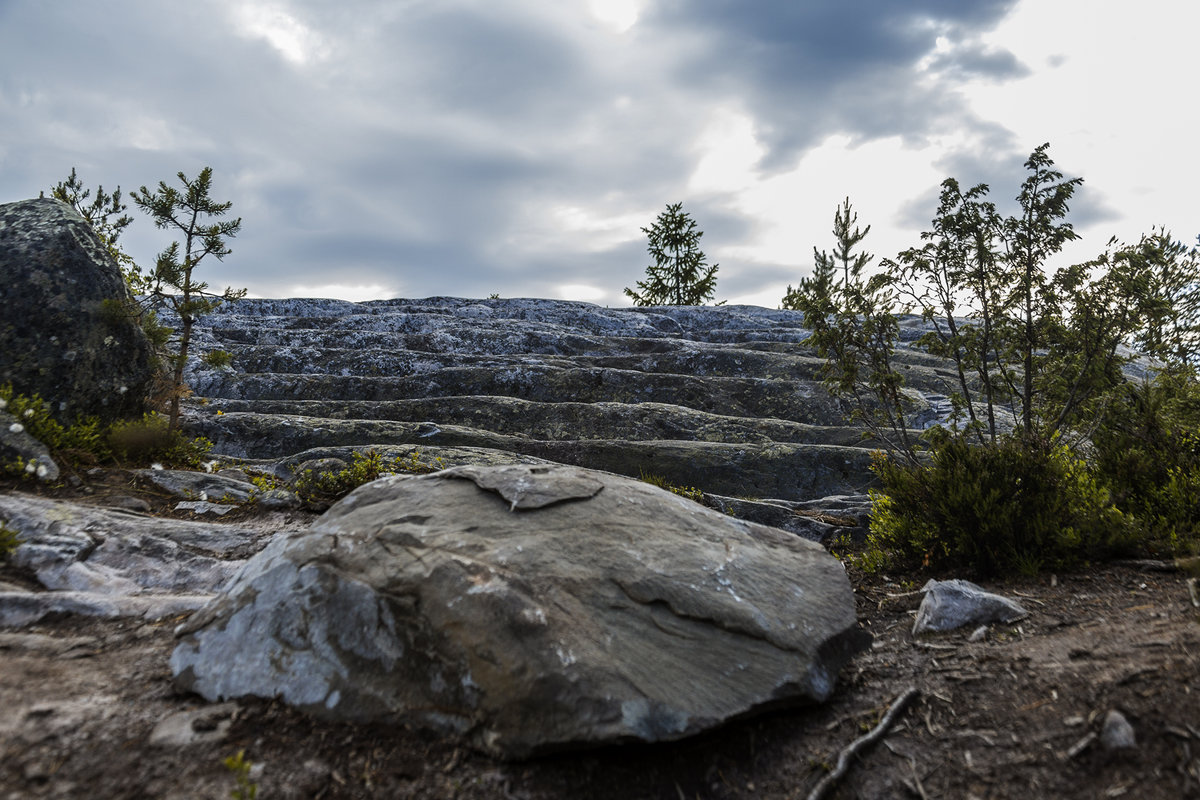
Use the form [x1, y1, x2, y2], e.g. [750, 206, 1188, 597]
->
[149, 702, 239, 747]
[175, 501, 236, 516]
[107, 496, 152, 513]
[912, 579, 1029, 635]
[255, 488, 301, 510]
[967, 625, 988, 642]
[1101, 709, 1136, 750]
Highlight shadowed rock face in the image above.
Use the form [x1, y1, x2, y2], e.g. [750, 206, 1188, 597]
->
[181, 297, 961, 502]
[171, 465, 870, 759]
[0, 198, 156, 423]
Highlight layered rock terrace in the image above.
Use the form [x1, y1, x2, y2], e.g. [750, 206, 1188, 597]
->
[182, 297, 959, 521]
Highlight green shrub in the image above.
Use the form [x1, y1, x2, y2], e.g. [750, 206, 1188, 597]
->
[639, 471, 706, 504]
[201, 349, 234, 369]
[861, 434, 1137, 577]
[1092, 373, 1200, 557]
[1, 385, 213, 472]
[294, 450, 443, 509]
[222, 750, 258, 800]
[107, 413, 213, 468]
[0, 520, 20, 561]
[1, 385, 111, 471]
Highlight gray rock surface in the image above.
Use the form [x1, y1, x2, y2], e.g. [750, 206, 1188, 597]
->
[0, 198, 157, 423]
[911, 579, 1029, 635]
[171, 464, 869, 758]
[176, 297, 965, 503]
[0, 492, 278, 626]
[135, 468, 259, 503]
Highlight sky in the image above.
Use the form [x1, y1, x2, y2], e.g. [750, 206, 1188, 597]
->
[1, 0, 1196, 308]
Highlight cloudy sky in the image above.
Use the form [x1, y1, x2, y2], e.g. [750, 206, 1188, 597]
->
[1, 0, 1196, 307]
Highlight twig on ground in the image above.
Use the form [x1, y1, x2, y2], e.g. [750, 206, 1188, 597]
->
[806, 687, 920, 800]
[1062, 731, 1097, 760]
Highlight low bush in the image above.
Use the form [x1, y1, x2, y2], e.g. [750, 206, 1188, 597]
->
[294, 449, 444, 509]
[1092, 372, 1200, 557]
[638, 471, 706, 504]
[860, 433, 1138, 577]
[107, 413, 213, 468]
[1, 385, 212, 473]
[0, 520, 20, 561]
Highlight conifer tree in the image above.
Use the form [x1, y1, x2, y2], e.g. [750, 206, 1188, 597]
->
[132, 167, 246, 431]
[625, 202, 718, 306]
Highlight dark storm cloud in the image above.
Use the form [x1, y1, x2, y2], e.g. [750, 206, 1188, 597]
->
[645, 0, 1024, 166]
[0, 0, 1034, 301]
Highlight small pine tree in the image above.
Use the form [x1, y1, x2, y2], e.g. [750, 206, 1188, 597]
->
[625, 202, 718, 306]
[132, 167, 246, 432]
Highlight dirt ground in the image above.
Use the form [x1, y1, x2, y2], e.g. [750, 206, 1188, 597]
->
[2, 473, 1199, 799]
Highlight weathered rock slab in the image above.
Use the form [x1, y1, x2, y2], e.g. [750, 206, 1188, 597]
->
[171, 465, 869, 758]
[0, 493, 275, 626]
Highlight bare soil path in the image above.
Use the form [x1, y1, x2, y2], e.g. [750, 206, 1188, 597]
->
[2, 476, 1198, 799]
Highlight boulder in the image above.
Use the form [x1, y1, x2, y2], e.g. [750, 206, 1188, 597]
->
[171, 464, 870, 758]
[0, 198, 157, 423]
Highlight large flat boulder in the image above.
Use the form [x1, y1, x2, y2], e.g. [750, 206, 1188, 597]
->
[171, 464, 869, 758]
[0, 198, 156, 423]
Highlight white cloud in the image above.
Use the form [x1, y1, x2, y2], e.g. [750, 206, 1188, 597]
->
[555, 283, 607, 302]
[227, 1, 330, 65]
[288, 283, 398, 302]
[586, 0, 643, 33]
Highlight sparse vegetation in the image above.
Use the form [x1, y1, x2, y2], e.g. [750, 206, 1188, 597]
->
[294, 449, 445, 509]
[639, 471, 706, 504]
[222, 750, 258, 800]
[0, 385, 212, 472]
[0, 520, 20, 561]
[797, 145, 1200, 575]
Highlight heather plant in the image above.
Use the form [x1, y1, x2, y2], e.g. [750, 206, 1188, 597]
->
[294, 449, 444, 509]
[860, 434, 1137, 577]
[0, 521, 20, 561]
[0, 385, 211, 473]
[1092, 370, 1200, 556]
[107, 413, 213, 468]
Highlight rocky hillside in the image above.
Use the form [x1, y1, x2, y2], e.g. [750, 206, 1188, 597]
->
[181, 297, 960, 525]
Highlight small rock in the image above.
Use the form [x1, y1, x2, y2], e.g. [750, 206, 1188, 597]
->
[138, 469, 256, 503]
[175, 501, 237, 516]
[254, 488, 301, 510]
[107, 496, 152, 513]
[149, 702, 239, 747]
[967, 625, 988, 642]
[1101, 709, 1136, 750]
[912, 579, 1028, 635]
